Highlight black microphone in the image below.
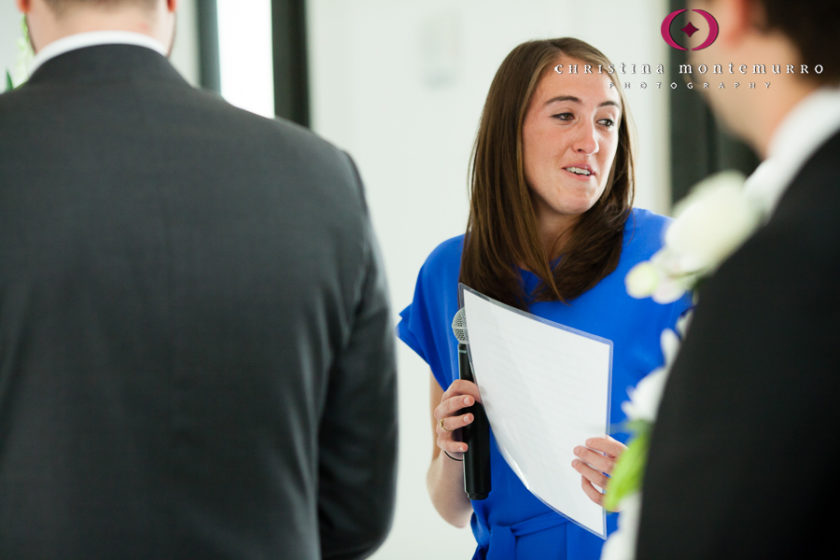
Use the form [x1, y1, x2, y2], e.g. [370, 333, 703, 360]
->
[451, 308, 490, 500]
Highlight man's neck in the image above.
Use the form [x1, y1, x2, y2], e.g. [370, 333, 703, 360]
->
[31, 6, 166, 55]
[748, 81, 820, 158]
[29, 30, 168, 75]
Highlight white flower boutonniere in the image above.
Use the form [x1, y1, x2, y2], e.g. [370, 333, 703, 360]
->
[625, 171, 762, 303]
[602, 171, 764, 560]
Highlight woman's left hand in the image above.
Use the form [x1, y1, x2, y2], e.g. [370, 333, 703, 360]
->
[571, 436, 626, 510]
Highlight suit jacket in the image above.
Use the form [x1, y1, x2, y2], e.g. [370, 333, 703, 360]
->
[636, 130, 840, 558]
[0, 44, 397, 559]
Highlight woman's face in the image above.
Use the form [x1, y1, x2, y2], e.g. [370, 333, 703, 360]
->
[522, 56, 622, 233]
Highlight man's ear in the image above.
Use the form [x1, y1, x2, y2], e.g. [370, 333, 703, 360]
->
[713, 0, 757, 47]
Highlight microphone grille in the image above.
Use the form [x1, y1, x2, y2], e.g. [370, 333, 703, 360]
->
[451, 308, 468, 343]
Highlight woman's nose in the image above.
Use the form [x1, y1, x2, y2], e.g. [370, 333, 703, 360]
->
[573, 122, 599, 155]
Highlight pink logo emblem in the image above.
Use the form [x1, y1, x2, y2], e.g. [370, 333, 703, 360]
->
[661, 9, 720, 51]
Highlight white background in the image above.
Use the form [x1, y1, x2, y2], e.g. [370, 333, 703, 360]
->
[1, 1, 671, 557]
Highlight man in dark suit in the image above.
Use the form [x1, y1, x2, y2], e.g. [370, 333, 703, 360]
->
[637, 0, 840, 557]
[0, 1, 397, 558]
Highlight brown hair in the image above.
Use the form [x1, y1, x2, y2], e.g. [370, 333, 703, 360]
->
[460, 38, 635, 309]
[757, 0, 840, 84]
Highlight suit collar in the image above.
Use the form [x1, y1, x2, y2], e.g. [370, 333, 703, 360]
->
[25, 43, 187, 88]
[30, 31, 167, 75]
[746, 88, 840, 217]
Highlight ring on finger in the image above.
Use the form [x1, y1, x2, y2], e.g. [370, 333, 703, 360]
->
[439, 418, 451, 432]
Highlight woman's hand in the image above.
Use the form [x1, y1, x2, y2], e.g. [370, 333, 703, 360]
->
[571, 436, 626, 509]
[432, 379, 482, 460]
[427, 375, 479, 527]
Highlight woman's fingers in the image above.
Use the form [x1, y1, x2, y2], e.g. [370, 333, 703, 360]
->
[435, 404, 472, 454]
[437, 433, 469, 455]
[570, 436, 626, 479]
[579, 476, 605, 507]
[433, 380, 482, 456]
[435, 394, 475, 420]
[432, 396, 474, 435]
[441, 379, 482, 403]
[572, 438, 627, 509]
[584, 436, 626, 459]
[433, 380, 480, 431]
[571, 457, 610, 489]
[572, 445, 615, 475]
[435, 411, 474, 435]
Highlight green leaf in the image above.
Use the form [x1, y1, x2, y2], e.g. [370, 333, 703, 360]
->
[623, 418, 652, 435]
[604, 430, 650, 511]
[21, 14, 30, 47]
[5, 70, 13, 92]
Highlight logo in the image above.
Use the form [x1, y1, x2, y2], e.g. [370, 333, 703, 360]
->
[661, 9, 719, 51]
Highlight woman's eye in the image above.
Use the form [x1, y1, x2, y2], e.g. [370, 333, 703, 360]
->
[552, 112, 574, 121]
[598, 118, 616, 128]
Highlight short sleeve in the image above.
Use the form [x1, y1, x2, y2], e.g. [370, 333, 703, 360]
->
[397, 290, 434, 370]
[396, 236, 464, 390]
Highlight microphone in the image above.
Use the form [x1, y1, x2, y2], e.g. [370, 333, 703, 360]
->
[451, 308, 491, 500]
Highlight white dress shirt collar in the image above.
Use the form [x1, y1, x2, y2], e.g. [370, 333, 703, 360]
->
[30, 30, 166, 75]
[745, 87, 840, 217]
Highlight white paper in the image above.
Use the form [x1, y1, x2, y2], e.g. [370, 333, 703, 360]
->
[461, 285, 612, 538]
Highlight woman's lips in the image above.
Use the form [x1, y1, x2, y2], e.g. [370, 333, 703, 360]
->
[562, 165, 595, 180]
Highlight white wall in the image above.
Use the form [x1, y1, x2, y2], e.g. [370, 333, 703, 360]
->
[217, 0, 275, 117]
[307, 1, 670, 558]
[170, 0, 200, 86]
[1, 5, 29, 84]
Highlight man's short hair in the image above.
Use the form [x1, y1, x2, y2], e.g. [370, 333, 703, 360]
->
[759, 0, 839, 83]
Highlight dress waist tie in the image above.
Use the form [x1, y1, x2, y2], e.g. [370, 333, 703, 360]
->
[485, 511, 566, 560]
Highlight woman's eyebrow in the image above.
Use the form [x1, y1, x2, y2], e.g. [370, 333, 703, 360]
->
[544, 96, 620, 109]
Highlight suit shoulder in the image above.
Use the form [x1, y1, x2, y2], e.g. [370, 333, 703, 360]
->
[769, 133, 840, 250]
[186, 88, 347, 163]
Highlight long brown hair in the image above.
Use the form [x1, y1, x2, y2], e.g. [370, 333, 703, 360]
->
[460, 38, 635, 309]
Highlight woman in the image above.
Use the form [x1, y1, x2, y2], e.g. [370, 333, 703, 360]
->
[398, 38, 691, 559]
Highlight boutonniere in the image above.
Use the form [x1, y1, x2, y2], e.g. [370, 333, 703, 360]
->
[625, 171, 762, 303]
[601, 171, 764, 560]
[5, 16, 32, 92]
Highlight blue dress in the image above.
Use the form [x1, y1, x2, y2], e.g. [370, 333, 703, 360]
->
[397, 208, 692, 560]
